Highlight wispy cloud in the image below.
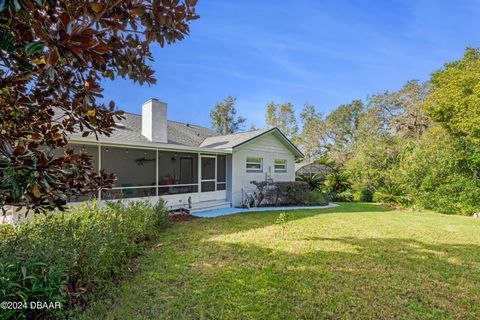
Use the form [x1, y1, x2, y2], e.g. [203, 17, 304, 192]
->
[102, 0, 480, 127]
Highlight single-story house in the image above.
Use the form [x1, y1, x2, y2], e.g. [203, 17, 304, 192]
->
[63, 98, 304, 212]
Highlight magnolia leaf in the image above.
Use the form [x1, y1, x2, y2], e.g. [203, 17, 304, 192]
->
[47, 47, 59, 67]
[30, 132, 42, 140]
[12, 0, 21, 11]
[0, 29, 16, 52]
[25, 41, 45, 56]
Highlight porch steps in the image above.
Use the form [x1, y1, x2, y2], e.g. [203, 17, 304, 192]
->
[187, 200, 232, 214]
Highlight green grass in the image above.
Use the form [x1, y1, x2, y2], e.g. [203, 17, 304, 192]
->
[77, 203, 480, 319]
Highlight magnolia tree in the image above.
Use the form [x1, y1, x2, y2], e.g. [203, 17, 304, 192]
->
[0, 0, 199, 213]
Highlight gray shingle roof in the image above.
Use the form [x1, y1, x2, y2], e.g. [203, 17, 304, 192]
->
[200, 128, 304, 157]
[199, 129, 270, 149]
[69, 112, 302, 157]
[72, 112, 220, 147]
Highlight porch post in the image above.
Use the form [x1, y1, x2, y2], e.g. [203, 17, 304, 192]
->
[155, 149, 159, 196]
[215, 154, 218, 191]
[198, 152, 201, 195]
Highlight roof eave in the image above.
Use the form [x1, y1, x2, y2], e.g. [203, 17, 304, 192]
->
[69, 136, 232, 154]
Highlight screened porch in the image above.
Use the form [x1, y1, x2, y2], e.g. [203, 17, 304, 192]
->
[59, 143, 228, 203]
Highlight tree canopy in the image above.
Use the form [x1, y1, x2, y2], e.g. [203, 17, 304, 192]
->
[298, 104, 325, 161]
[267, 48, 480, 215]
[426, 48, 480, 144]
[265, 101, 299, 140]
[0, 0, 199, 212]
[209, 96, 246, 135]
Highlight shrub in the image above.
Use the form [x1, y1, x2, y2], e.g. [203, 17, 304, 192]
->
[296, 173, 325, 191]
[413, 175, 480, 215]
[373, 184, 411, 207]
[329, 190, 354, 202]
[0, 200, 170, 319]
[324, 171, 351, 194]
[251, 181, 309, 206]
[354, 188, 374, 202]
[307, 191, 330, 206]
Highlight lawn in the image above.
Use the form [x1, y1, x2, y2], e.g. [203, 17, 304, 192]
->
[77, 203, 480, 319]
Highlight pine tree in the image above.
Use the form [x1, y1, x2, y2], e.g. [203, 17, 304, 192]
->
[210, 96, 246, 135]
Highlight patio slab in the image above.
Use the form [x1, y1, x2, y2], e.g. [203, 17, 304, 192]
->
[191, 203, 339, 218]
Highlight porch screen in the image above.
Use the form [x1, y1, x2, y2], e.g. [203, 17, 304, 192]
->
[158, 151, 198, 195]
[101, 146, 157, 199]
[217, 155, 226, 190]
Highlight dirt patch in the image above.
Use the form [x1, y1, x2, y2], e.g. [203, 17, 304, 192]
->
[171, 213, 202, 222]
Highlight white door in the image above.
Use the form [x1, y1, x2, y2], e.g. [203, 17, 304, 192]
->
[200, 155, 227, 201]
[200, 155, 217, 201]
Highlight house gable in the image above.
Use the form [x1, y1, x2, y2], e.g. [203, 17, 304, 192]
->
[231, 128, 303, 158]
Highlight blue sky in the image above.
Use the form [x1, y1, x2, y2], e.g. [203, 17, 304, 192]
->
[101, 0, 480, 129]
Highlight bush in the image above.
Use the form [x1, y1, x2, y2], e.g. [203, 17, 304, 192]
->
[0, 200, 170, 319]
[296, 173, 325, 191]
[354, 188, 374, 202]
[307, 191, 330, 206]
[413, 175, 480, 215]
[251, 181, 309, 206]
[373, 184, 411, 207]
[324, 171, 351, 194]
[329, 190, 354, 202]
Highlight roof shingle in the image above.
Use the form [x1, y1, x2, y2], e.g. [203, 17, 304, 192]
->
[199, 129, 270, 149]
[71, 112, 220, 147]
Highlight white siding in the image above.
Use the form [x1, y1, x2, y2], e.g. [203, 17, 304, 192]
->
[231, 134, 296, 206]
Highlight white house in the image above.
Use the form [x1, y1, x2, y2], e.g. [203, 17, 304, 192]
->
[63, 98, 304, 212]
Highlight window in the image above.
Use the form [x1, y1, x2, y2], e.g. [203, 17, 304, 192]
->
[246, 157, 263, 172]
[274, 159, 287, 172]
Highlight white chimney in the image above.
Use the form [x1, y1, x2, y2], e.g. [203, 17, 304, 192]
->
[141, 98, 168, 143]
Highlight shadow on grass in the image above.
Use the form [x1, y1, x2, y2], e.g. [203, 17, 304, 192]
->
[157, 237, 480, 319]
[82, 234, 480, 319]
[78, 203, 480, 319]
[179, 202, 393, 238]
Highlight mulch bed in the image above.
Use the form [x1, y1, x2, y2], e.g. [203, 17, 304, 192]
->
[170, 212, 202, 222]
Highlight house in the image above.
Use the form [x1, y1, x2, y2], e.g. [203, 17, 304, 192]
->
[64, 99, 304, 212]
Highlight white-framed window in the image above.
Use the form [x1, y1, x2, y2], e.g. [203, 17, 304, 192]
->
[274, 159, 287, 172]
[246, 157, 263, 172]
